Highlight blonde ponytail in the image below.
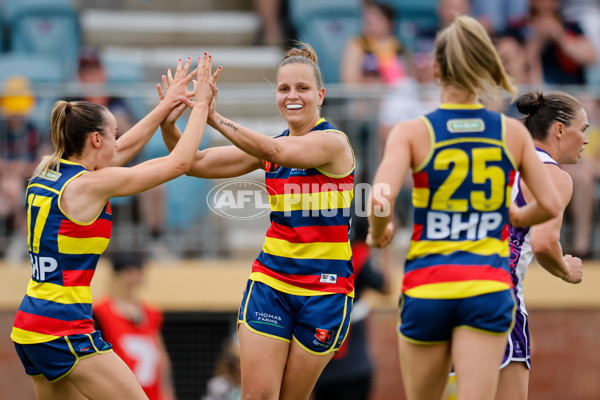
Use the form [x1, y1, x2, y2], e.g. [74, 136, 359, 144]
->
[32, 100, 109, 179]
[435, 15, 517, 102]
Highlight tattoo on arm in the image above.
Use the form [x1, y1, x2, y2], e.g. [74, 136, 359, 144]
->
[219, 120, 238, 132]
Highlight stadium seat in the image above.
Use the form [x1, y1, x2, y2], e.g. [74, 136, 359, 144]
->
[3, 0, 81, 76]
[0, 53, 63, 84]
[165, 175, 212, 229]
[287, 0, 362, 83]
[104, 58, 145, 84]
[0, 53, 64, 133]
[386, 0, 438, 29]
[164, 123, 212, 229]
[141, 120, 212, 231]
[386, 0, 439, 53]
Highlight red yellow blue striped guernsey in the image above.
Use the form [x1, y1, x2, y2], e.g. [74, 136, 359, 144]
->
[250, 118, 355, 296]
[11, 159, 112, 344]
[404, 104, 516, 299]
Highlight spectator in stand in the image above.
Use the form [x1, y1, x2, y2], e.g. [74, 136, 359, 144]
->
[561, 0, 600, 73]
[495, 33, 531, 90]
[0, 76, 45, 263]
[412, 0, 471, 60]
[75, 46, 169, 256]
[486, 32, 531, 118]
[470, 0, 530, 34]
[377, 52, 439, 144]
[339, 1, 413, 168]
[253, 0, 285, 47]
[202, 338, 242, 400]
[340, 2, 411, 87]
[77, 47, 137, 134]
[523, 0, 597, 85]
[94, 251, 176, 400]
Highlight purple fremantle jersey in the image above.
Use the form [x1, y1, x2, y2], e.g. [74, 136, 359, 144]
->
[504, 148, 559, 368]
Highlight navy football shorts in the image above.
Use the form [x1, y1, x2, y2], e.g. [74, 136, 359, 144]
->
[14, 330, 113, 382]
[398, 289, 515, 344]
[238, 280, 353, 354]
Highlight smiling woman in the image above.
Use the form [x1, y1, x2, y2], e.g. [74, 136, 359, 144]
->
[159, 42, 356, 400]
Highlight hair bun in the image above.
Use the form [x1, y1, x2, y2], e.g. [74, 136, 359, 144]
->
[516, 91, 543, 115]
[65, 102, 72, 113]
[283, 42, 319, 64]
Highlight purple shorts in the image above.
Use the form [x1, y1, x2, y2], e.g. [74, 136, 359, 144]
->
[501, 306, 530, 368]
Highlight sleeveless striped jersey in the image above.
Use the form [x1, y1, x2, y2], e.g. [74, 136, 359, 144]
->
[508, 148, 559, 314]
[12, 159, 112, 344]
[250, 119, 355, 296]
[403, 104, 516, 299]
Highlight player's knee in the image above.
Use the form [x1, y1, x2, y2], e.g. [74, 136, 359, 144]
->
[242, 381, 280, 400]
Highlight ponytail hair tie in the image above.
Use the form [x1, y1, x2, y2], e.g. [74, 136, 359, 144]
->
[535, 94, 544, 112]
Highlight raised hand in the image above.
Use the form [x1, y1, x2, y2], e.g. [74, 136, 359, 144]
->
[157, 56, 217, 125]
[208, 65, 222, 118]
[156, 57, 197, 107]
[177, 64, 222, 115]
[194, 53, 215, 106]
[157, 76, 187, 125]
